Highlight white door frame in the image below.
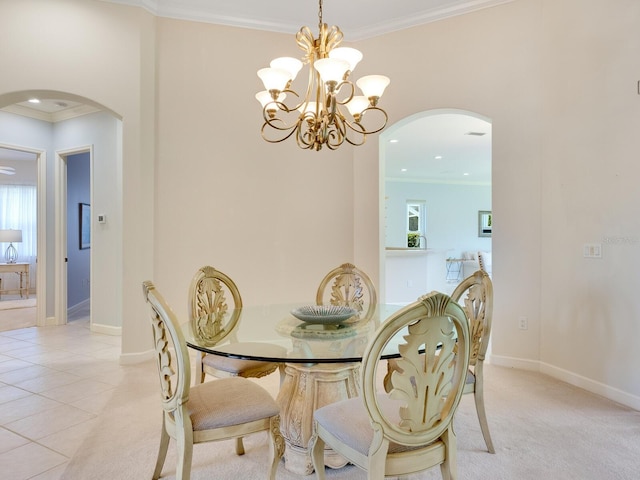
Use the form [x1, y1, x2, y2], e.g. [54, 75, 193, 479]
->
[0, 142, 46, 327]
[55, 145, 92, 325]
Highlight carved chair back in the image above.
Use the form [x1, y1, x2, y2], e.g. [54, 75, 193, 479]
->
[316, 262, 377, 320]
[451, 269, 493, 367]
[188, 266, 242, 344]
[143, 281, 190, 414]
[364, 291, 469, 453]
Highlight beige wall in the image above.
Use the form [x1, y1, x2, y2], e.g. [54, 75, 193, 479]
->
[1, 0, 638, 407]
[0, 0, 155, 354]
[153, 18, 355, 313]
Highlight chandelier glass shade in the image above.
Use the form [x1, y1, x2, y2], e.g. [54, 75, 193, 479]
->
[256, 0, 390, 151]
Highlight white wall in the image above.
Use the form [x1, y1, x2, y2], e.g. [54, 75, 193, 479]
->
[1, 0, 639, 409]
[385, 181, 491, 254]
[54, 112, 122, 329]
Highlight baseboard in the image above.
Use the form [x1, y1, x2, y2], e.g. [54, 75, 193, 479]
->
[539, 362, 640, 411]
[90, 322, 121, 336]
[119, 349, 154, 365]
[489, 354, 540, 371]
[68, 298, 89, 315]
[489, 354, 640, 411]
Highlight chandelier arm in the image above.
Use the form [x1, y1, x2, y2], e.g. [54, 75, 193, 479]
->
[261, 119, 300, 144]
[333, 81, 355, 106]
[354, 106, 389, 135]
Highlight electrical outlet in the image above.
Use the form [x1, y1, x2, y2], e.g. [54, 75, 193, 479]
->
[518, 316, 528, 330]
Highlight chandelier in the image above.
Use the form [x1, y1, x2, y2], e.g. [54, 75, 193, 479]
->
[255, 0, 390, 151]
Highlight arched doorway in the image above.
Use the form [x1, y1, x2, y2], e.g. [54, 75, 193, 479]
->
[379, 109, 492, 303]
[0, 90, 122, 330]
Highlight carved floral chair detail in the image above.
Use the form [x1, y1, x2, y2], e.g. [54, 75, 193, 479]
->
[310, 291, 470, 480]
[316, 263, 377, 321]
[142, 280, 284, 480]
[384, 269, 496, 453]
[189, 266, 284, 381]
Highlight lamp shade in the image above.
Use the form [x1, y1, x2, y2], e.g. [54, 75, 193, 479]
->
[346, 96, 370, 116]
[329, 47, 363, 72]
[0, 229, 22, 243]
[356, 75, 391, 98]
[270, 57, 303, 81]
[257, 68, 290, 92]
[314, 58, 349, 84]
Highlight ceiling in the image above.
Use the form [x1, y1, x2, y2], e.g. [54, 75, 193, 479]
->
[101, 0, 511, 41]
[2, 0, 496, 184]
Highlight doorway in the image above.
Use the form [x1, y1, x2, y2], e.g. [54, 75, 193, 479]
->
[379, 109, 492, 303]
[62, 150, 92, 324]
[0, 144, 44, 330]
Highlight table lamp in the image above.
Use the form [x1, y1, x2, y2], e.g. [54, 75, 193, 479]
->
[0, 229, 22, 264]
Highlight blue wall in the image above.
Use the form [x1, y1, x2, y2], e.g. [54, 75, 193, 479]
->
[66, 152, 90, 309]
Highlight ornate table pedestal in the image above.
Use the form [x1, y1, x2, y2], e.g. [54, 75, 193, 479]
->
[276, 362, 360, 475]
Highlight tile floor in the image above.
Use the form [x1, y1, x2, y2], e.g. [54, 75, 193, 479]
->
[0, 304, 123, 480]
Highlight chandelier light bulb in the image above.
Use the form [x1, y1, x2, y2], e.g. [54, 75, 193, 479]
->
[257, 68, 290, 93]
[346, 95, 370, 117]
[314, 58, 350, 85]
[270, 57, 303, 81]
[356, 75, 391, 100]
[255, 91, 285, 108]
[328, 47, 363, 73]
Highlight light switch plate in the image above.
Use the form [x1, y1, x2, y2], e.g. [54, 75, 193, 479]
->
[583, 243, 602, 258]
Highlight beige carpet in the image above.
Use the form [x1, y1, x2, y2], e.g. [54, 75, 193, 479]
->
[62, 363, 640, 480]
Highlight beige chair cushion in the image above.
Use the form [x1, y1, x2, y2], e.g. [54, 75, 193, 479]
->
[314, 394, 425, 455]
[201, 345, 285, 376]
[188, 377, 279, 430]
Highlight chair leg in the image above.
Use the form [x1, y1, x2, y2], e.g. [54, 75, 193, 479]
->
[439, 425, 457, 480]
[277, 363, 286, 387]
[152, 417, 170, 480]
[176, 422, 194, 480]
[235, 437, 245, 455]
[309, 431, 327, 480]
[267, 416, 284, 480]
[195, 352, 205, 385]
[474, 376, 495, 453]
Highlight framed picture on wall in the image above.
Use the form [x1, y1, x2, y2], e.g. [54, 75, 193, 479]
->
[478, 210, 492, 237]
[80, 203, 91, 249]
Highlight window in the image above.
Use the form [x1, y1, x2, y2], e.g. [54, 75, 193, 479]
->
[0, 184, 37, 261]
[406, 201, 426, 247]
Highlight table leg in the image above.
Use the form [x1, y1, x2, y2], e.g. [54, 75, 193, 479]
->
[276, 362, 360, 475]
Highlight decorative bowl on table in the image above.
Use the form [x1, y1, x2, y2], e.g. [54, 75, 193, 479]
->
[290, 305, 358, 325]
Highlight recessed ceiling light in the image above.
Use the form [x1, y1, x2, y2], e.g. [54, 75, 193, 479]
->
[28, 98, 41, 104]
[389, 139, 399, 143]
[401, 168, 407, 172]
[434, 155, 442, 160]
[463, 172, 470, 176]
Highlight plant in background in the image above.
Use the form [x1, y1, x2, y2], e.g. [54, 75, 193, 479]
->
[407, 233, 419, 247]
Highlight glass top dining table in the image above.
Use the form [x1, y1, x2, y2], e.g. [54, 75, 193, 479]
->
[181, 302, 407, 364]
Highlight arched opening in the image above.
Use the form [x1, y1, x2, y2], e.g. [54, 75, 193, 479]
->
[379, 108, 492, 303]
[0, 90, 122, 331]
